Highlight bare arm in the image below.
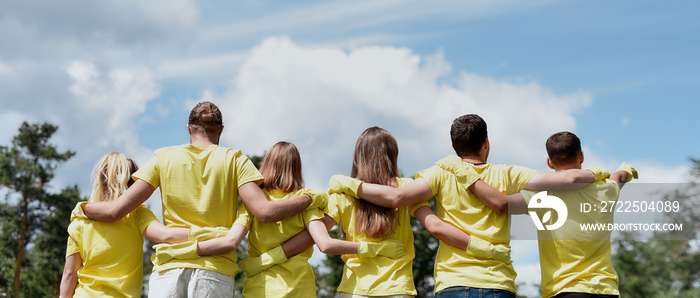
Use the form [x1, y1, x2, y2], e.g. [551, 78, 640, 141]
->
[507, 193, 528, 215]
[468, 180, 509, 214]
[238, 182, 311, 223]
[143, 221, 189, 244]
[307, 219, 359, 255]
[277, 215, 336, 258]
[196, 224, 248, 256]
[525, 169, 595, 191]
[356, 178, 434, 208]
[610, 170, 628, 189]
[83, 179, 155, 222]
[413, 206, 469, 250]
[60, 253, 82, 298]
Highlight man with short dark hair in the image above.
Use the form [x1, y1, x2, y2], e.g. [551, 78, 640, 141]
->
[509, 131, 636, 298]
[330, 114, 604, 297]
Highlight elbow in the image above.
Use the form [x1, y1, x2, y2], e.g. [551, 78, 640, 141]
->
[105, 208, 130, 222]
[424, 225, 441, 239]
[101, 212, 123, 223]
[160, 233, 181, 244]
[250, 207, 274, 223]
[222, 238, 238, 252]
[493, 202, 508, 214]
[423, 218, 444, 239]
[314, 239, 332, 254]
[385, 192, 403, 209]
[255, 212, 276, 224]
[62, 271, 77, 283]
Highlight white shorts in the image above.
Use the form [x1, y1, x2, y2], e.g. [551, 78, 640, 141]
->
[148, 268, 235, 298]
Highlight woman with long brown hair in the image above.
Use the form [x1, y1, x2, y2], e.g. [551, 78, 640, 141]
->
[308, 127, 422, 297]
[237, 141, 404, 297]
[315, 126, 486, 298]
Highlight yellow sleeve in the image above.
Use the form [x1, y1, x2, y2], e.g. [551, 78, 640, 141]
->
[134, 205, 159, 235]
[325, 193, 343, 224]
[132, 156, 160, 189]
[234, 202, 253, 229]
[234, 152, 264, 188]
[65, 220, 81, 258]
[505, 165, 538, 193]
[408, 200, 430, 216]
[416, 166, 443, 196]
[302, 208, 326, 225]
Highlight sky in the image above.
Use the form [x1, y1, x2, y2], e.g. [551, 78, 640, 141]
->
[1, 0, 698, 295]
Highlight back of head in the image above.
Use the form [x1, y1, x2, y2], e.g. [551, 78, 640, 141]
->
[546, 131, 582, 165]
[352, 127, 399, 238]
[259, 141, 304, 193]
[451, 114, 488, 157]
[89, 152, 139, 203]
[188, 101, 223, 136]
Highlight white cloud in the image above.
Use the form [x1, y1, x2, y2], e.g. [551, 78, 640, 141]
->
[513, 262, 542, 297]
[204, 37, 592, 190]
[44, 61, 161, 192]
[582, 147, 689, 183]
[0, 61, 15, 74]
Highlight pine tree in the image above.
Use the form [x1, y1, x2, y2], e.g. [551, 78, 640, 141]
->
[0, 122, 78, 297]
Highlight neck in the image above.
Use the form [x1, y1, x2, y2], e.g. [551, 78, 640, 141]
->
[461, 155, 486, 165]
[190, 135, 218, 147]
[553, 163, 581, 172]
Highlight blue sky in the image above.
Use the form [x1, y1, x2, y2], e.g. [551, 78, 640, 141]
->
[1, 0, 698, 295]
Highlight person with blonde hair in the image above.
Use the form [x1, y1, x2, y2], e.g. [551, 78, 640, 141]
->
[59, 152, 193, 297]
[81, 102, 318, 297]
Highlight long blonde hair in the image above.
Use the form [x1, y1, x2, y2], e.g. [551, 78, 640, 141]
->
[259, 141, 304, 193]
[352, 127, 399, 238]
[88, 152, 138, 203]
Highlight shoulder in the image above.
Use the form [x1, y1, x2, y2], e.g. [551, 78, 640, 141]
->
[597, 179, 622, 192]
[154, 145, 184, 155]
[67, 216, 86, 236]
[417, 165, 448, 178]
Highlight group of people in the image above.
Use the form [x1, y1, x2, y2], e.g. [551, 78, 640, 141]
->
[59, 101, 637, 298]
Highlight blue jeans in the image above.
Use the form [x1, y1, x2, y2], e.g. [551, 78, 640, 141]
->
[435, 286, 516, 298]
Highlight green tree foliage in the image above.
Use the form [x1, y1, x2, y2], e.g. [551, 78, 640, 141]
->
[612, 158, 700, 297]
[0, 122, 80, 297]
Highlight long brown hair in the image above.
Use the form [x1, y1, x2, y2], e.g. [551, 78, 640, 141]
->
[259, 141, 304, 193]
[352, 127, 399, 238]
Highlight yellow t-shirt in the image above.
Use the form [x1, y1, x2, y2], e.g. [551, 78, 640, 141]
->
[417, 155, 537, 294]
[234, 188, 326, 298]
[521, 180, 620, 298]
[325, 177, 427, 296]
[133, 144, 264, 276]
[65, 202, 158, 297]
